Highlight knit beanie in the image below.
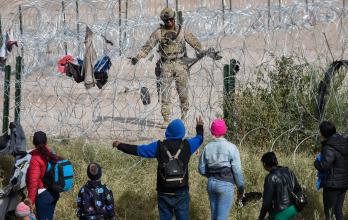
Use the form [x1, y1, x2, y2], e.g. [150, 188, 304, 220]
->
[210, 119, 227, 137]
[165, 119, 186, 140]
[87, 162, 102, 181]
[15, 202, 30, 217]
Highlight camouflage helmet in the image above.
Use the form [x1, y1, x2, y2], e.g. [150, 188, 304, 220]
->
[160, 7, 176, 21]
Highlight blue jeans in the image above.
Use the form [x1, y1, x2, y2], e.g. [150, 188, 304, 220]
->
[35, 190, 60, 220]
[157, 190, 190, 220]
[207, 177, 234, 220]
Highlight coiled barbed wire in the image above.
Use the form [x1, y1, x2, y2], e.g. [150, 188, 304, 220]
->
[0, 0, 346, 164]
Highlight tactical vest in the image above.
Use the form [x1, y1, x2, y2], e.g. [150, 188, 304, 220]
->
[158, 25, 186, 60]
[156, 139, 191, 192]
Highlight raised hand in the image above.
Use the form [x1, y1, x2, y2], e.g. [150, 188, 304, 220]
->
[196, 116, 204, 126]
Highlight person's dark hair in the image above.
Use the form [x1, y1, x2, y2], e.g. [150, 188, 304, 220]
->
[261, 152, 278, 168]
[33, 131, 59, 162]
[87, 163, 102, 181]
[319, 121, 336, 138]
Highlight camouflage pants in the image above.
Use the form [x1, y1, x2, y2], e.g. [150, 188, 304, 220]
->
[159, 60, 189, 121]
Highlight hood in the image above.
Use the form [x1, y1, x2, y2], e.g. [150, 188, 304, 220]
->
[324, 134, 348, 156]
[165, 119, 186, 140]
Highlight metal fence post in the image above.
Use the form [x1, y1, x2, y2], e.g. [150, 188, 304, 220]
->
[2, 65, 11, 134]
[223, 59, 238, 129]
[76, 0, 80, 56]
[19, 6, 24, 67]
[62, 1, 67, 55]
[119, 0, 122, 56]
[15, 56, 22, 122]
[223, 64, 230, 120]
[268, 0, 271, 30]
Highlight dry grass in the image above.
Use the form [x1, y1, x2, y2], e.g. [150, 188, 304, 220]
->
[1, 138, 348, 219]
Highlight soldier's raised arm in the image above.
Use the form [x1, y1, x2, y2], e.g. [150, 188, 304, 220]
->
[184, 29, 202, 52]
[136, 29, 161, 60]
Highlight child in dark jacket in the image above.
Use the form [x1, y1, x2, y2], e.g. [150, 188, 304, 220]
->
[77, 163, 115, 220]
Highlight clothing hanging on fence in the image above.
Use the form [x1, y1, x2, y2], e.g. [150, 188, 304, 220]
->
[83, 26, 97, 89]
[0, 122, 27, 156]
[0, 29, 18, 65]
[0, 122, 29, 220]
[57, 54, 74, 74]
[66, 59, 84, 83]
[93, 56, 111, 89]
[64, 56, 110, 89]
[57, 26, 110, 89]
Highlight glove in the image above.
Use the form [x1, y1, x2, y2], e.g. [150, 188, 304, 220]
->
[131, 57, 138, 65]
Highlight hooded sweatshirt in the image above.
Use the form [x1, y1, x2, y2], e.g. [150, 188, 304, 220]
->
[117, 119, 204, 192]
[117, 119, 203, 157]
[314, 133, 348, 189]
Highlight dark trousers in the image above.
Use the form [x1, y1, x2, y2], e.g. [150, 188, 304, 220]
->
[36, 190, 60, 220]
[323, 187, 347, 220]
[157, 190, 190, 220]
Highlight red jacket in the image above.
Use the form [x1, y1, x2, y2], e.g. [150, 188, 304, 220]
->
[26, 148, 48, 203]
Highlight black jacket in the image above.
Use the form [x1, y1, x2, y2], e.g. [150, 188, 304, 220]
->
[314, 133, 348, 189]
[77, 181, 115, 220]
[258, 167, 301, 220]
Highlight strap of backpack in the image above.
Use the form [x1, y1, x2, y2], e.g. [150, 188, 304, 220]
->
[162, 144, 174, 160]
[173, 144, 184, 159]
[162, 142, 184, 160]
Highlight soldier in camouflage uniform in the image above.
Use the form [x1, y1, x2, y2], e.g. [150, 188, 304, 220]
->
[130, 7, 202, 127]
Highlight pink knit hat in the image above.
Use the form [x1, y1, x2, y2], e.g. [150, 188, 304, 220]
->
[15, 202, 30, 217]
[210, 119, 227, 137]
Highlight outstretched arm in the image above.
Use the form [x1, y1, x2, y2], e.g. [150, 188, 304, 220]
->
[113, 140, 158, 158]
[136, 29, 160, 60]
[184, 29, 202, 52]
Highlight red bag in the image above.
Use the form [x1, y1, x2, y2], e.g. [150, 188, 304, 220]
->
[57, 55, 74, 74]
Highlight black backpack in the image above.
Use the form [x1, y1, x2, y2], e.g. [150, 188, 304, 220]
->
[161, 144, 186, 183]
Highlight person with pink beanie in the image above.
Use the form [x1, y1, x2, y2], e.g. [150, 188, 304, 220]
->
[198, 119, 245, 220]
[15, 201, 36, 220]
